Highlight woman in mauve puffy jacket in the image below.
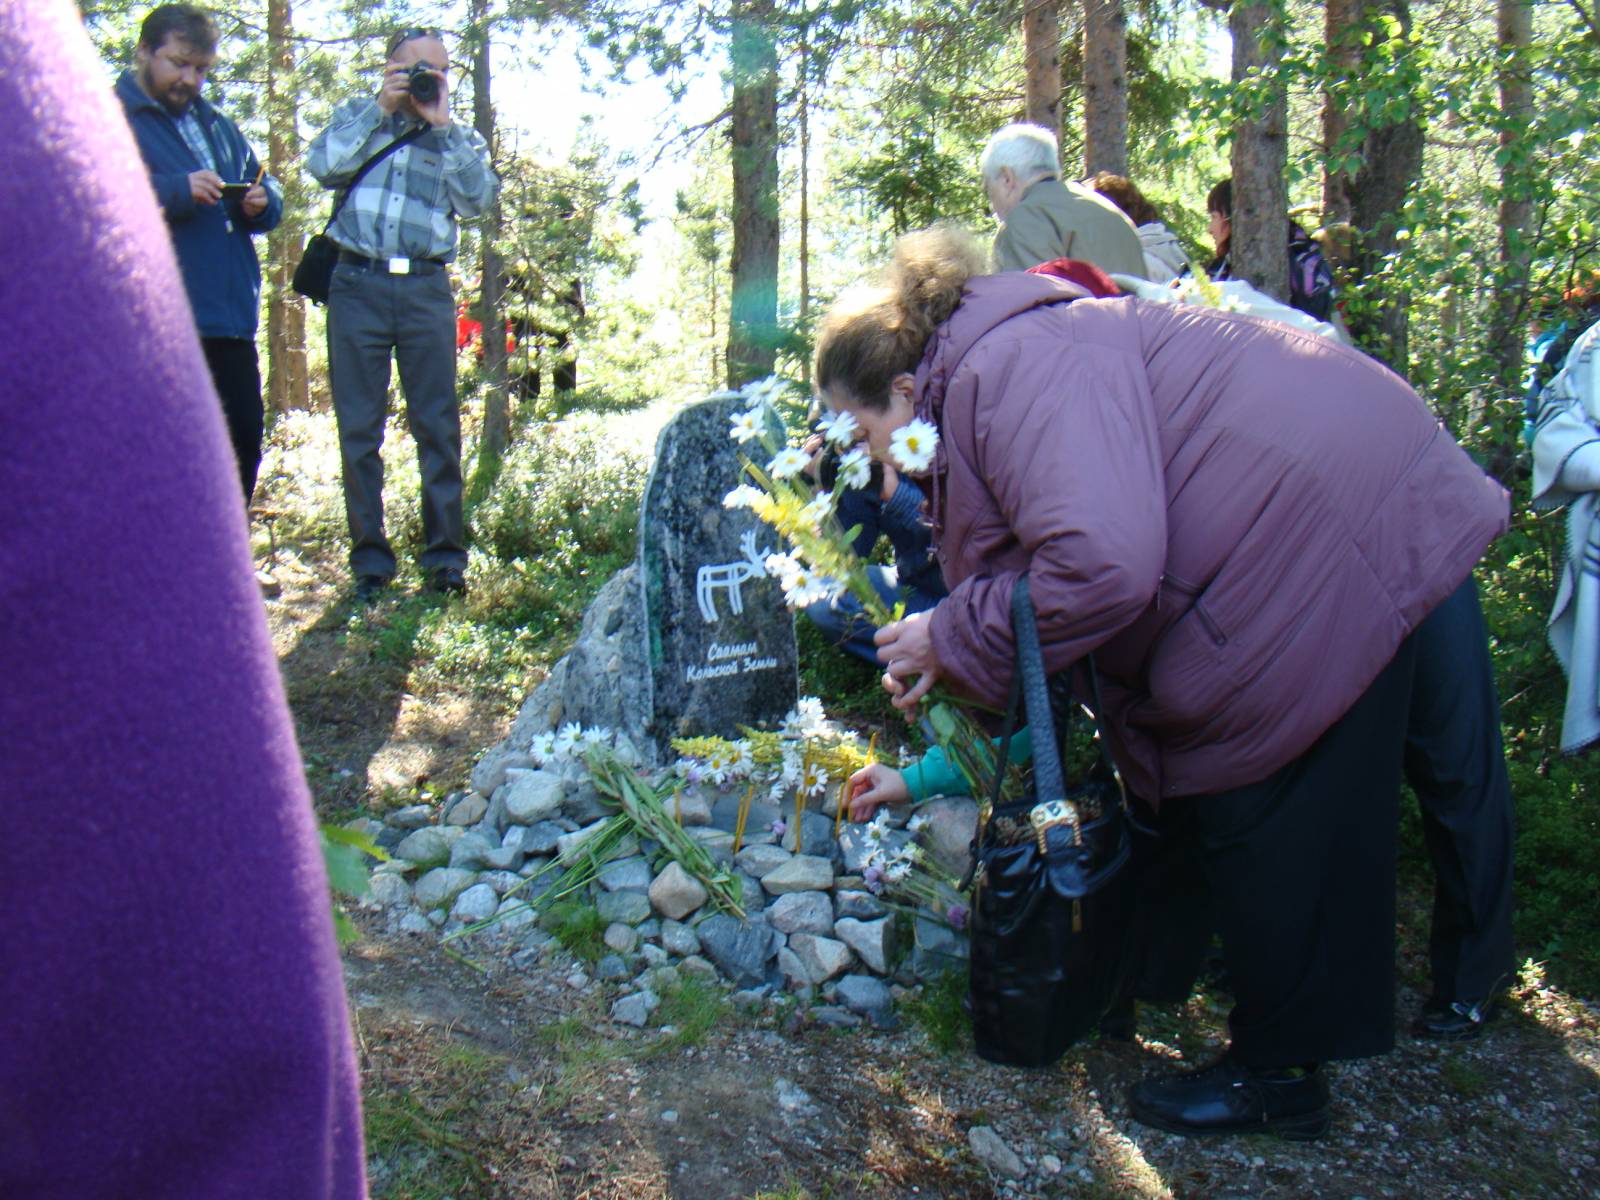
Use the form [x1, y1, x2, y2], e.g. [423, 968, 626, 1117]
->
[815, 227, 1508, 1140]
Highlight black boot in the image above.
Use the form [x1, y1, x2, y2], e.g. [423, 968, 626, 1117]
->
[1412, 997, 1495, 1041]
[1128, 1054, 1330, 1140]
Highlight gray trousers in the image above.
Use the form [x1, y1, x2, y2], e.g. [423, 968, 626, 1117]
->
[326, 262, 465, 578]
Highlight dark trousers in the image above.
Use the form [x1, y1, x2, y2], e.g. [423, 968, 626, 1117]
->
[326, 263, 465, 579]
[201, 337, 263, 503]
[1192, 635, 1416, 1066]
[1405, 577, 1516, 1007]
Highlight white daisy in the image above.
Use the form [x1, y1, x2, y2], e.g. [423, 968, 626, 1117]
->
[801, 491, 835, 526]
[723, 484, 763, 510]
[767, 447, 811, 480]
[836, 448, 872, 491]
[819, 408, 860, 448]
[552, 722, 583, 757]
[580, 726, 612, 747]
[889, 419, 939, 472]
[729, 409, 763, 443]
[740, 375, 790, 407]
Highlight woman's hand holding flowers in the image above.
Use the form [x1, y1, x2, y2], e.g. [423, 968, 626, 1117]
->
[875, 610, 941, 711]
[846, 762, 910, 821]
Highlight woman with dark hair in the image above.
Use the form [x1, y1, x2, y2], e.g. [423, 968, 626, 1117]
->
[815, 226, 1507, 1139]
[1206, 177, 1336, 320]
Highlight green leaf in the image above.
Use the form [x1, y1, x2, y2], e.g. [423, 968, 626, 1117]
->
[321, 834, 372, 899]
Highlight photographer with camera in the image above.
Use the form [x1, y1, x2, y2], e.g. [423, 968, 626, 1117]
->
[803, 433, 948, 666]
[307, 27, 497, 601]
[115, 5, 281, 505]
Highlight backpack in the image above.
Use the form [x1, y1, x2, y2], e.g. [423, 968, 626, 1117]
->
[1287, 223, 1335, 321]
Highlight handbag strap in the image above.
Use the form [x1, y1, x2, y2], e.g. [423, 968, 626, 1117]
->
[989, 574, 1121, 811]
[323, 124, 428, 230]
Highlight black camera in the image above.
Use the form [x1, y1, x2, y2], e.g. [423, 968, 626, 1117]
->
[407, 61, 441, 104]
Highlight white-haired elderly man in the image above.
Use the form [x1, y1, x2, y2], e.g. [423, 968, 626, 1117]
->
[981, 123, 1147, 279]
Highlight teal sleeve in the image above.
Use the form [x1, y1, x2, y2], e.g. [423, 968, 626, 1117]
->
[903, 726, 1033, 802]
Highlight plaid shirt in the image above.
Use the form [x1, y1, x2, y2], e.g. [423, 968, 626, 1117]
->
[306, 98, 496, 261]
[174, 108, 217, 174]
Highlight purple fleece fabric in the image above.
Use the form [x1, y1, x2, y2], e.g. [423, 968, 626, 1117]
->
[0, 3, 367, 1195]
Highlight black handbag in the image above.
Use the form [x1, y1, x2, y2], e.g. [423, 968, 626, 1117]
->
[967, 574, 1138, 1068]
[291, 126, 427, 305]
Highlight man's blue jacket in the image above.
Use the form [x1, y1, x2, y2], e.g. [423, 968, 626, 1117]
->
[115, 70, 282, 340]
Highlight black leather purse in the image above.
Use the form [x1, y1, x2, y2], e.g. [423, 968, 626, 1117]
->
[292, 126, 426, 305]
[967, 574, 1138, 1067]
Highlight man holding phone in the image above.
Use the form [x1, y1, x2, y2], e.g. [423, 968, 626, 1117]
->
[116, 4, 282, 503]
[307, 28, 496, 601]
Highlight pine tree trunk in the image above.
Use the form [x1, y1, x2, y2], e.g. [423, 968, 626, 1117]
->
[1489, 0, 1534, 395]
[471, 0, 510, 455]
[1323, 0, 1424, 372]
[1227, 0, 1289, 303]
[1022, 0, 1062, 137]
[265, 0, 309, 412]
[1081, 0, 1128, 176]
[727, 0, 780, 389]
[798, 42, 811, 388]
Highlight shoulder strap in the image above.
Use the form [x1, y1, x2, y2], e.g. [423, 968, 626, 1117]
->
[324, 124, 428, 229]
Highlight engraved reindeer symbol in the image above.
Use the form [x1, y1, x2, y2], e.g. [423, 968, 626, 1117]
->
[696, 528, 771, 623]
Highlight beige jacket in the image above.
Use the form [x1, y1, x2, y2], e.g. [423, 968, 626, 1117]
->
[992, 177, 1148, 279]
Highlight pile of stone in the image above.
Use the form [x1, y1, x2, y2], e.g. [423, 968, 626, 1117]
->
[353, 748, 978, 1029]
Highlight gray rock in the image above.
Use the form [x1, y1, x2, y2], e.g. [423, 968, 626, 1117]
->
[480, 870, 524, 895]
[397, 910, 433, 934]
[834, 889, 888, 920]
[471, 747, 536, 797]
[968, 1126, 1025, 1179]
[812, 1005, 863, 1029]
[777, 946, 810, 989]
[481, 788, 510, 839]
[735, 872, 766, 913]
[596, 953, 633, 982]
[445, 793, 489, 827]
[522, 821, 566, 854]
[367, 872, 412, 908]
[833, 916, 897, 975]
[835, 973, 893, 1018]
[561, 780, 614, 824]
[611, 989, 659, 1027]
[788, 933, 854, 984]
[643, 964, 682, 993]
[780, 810, 838, 859]
[503, 769, 565, 824]
[604, 923, 639, 953]
[680, 954, 718, 981]
[482, 844, 524, 872]
[639, 943, 670, 967]
[447, 832, 497, 871]
[413, 867, 479, 911]
[385, 804, 435, 829]
[637, 397, 799, 756]
[450, 883, 500, 923]
[649, 862, 708, 920]
[916, 796, 979, 876]
[596, 890, 652, 925]
[735, 844, 793, 877]
[730, 987, 770, 1010]
[394, 827, 453, 867]
[659, 919, 701, 957]
[675, 789, 714, 826]
[761, 855, 835, 894]
[913, 914, 970, 977]
[556, 820, 613, 864]
[838, 824, 913, 875]
[767, 892, 836, 937]
[598, 856, 654, 893]
[697, 913, 780, 987]
[636, 918, 662, 941]
[504, 566, 655, 762]
[493, 899, 538, 930]
[374, 825, 408, 854]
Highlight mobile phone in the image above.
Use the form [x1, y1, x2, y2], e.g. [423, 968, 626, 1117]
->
[220, 182, 252, 199]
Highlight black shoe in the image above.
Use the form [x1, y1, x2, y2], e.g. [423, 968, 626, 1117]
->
[428, 566, 467, 596]
[354, 573, 391, 603]
[1128, 1055, 1330, 1140]
[1412, 998, 1495, 1042]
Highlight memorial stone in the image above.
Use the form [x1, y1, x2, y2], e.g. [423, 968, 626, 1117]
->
[637, 396, 798, 751]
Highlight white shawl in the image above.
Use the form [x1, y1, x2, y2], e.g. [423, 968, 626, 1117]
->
[1530, 320, 1600, 755]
